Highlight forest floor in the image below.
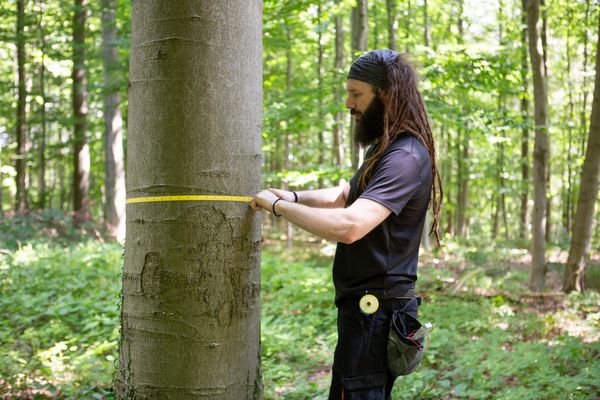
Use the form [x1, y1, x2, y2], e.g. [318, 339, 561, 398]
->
[0, 213, 599, 399]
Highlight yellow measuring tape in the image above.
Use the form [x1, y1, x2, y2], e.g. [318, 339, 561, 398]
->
[126, 195, 253, 204]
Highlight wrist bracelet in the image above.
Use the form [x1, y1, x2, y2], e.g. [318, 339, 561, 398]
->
[272, 198, 283, 217]
[292, 191, 298, 203]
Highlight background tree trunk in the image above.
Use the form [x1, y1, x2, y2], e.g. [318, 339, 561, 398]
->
[116, 1, 263, 398]
[423, 0, 430, 47]
[563, 13, 600, 293]
[526, 0, 549, 291]
[385, 0, 396, 51]
[520, 0, 530, 240]
[72, 0, 90, 224]
[15, 0, 28, 213]
[351, 0, 368, 169]
[540, 0, 552, 243]
[334, 1, 345, 168]
[102, 0, 125, 242]
[38, 13, 47, 210]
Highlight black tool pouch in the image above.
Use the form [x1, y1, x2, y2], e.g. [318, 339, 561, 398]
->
[387, 307, 425, 376]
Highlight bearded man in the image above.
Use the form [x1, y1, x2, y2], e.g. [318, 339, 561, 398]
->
[251, 49, 442, 399]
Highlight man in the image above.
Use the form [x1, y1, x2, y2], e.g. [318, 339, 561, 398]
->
[250, 49, 442, 399]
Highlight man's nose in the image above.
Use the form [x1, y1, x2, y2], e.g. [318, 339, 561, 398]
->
[345, 96, 354, 110]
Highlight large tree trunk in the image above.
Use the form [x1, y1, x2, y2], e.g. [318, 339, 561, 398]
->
[116, 1, 263, 398]
[563, 13, 600, 293]
[526, 0, 549, 291]
[520, 0, 530, 240]
[72, 0, 90, 224]
[102, 0, 126, 242]
[385, 0, 397, 51]
[15, 0, 28, 213]
[351, 0, 368, 170]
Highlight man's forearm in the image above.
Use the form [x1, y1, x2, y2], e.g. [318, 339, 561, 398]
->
[296, 186, 346, 208]
[274, 200, 354, 243]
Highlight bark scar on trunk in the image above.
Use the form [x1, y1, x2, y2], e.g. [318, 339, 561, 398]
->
[141, 252, 161, 297]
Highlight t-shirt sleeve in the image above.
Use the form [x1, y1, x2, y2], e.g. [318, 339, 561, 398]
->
[358, 149, 423, 215]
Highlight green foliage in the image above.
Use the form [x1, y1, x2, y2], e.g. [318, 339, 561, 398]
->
[0, 234, 598, 399]
[0, 239, 122, 398]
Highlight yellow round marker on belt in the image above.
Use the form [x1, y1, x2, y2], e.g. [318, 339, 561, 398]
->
[359, 294, 379, 314]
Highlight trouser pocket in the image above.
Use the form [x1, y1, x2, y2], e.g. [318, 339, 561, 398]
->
[342, 371, 388, 400]
[387, 307, 425, 376]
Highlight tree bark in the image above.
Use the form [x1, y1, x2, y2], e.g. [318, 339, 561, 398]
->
[385, 0, 397, 51]
[317, 2, 324, 180]
[563, 12, 600, 293]
[526, 0, 549, 291]
[457, 0, 464, 44]
[102, 0, 126, 242]
[541, 0, 551, 242]
[15, 0, 28, 213]
[38, 11, 47, 210]
[520, 0, 530, 240]
[352, 0, 368, 57]
[351, 0, 368, 169]
[334, 1, 345, 168]
[564, 6, 575, 234]
[423, 0, 430, 47]
[0, 139, 4, 218]
[116, 1, 263, 398]
[456, 128, 469, 237]
[72, 0, 90, 224]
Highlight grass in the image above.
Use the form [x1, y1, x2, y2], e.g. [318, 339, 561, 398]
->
[0, 217, 598, 399]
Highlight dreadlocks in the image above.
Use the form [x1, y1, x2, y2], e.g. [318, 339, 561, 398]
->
[357, 54, 443, 244]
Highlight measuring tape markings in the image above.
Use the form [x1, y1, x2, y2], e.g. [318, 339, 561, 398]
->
[125, 195, 253, 204]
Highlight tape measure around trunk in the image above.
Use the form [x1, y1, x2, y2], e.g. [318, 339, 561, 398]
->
[126, 195, 253, 204]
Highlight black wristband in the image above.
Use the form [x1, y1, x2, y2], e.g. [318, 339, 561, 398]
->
[292, 191, 298, 203]
[272, 198, 283, 217]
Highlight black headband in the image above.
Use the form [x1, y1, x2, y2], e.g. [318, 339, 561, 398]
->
[347, 49, 399, 88]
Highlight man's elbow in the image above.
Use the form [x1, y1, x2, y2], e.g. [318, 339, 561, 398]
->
[338, 226, 365, 244]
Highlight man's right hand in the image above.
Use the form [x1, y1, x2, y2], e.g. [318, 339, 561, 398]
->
[268, 188, 296, 203]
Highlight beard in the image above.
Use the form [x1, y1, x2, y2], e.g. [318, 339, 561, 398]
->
[351, 95, 385, 147]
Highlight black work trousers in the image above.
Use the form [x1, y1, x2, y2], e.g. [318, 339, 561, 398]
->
[328, 297, 419, 400]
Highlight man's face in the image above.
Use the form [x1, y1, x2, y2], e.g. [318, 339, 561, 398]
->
[346, 79, 385, 146]
[346, 79, 376, 122]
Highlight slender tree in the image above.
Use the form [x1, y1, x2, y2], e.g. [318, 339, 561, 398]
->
[525, 0, 549, 291]
[540, 0, 552, 242]
[116, 1, 263, 397]
[563, 12, 600, 293]
[333, 0, 346, 168]
[102, 0, 125, 241]
[72, 0, 90, 224]
[520, 0, 530, 239]
[351, 0, 368, 169]
[423, 0, 430, 47]
[15, 0, 28, 213]
[385, 0, 397, 51]
[38, 4, 47, 209]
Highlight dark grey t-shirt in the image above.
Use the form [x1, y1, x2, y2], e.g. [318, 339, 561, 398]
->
[332, 135, 432, 304]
